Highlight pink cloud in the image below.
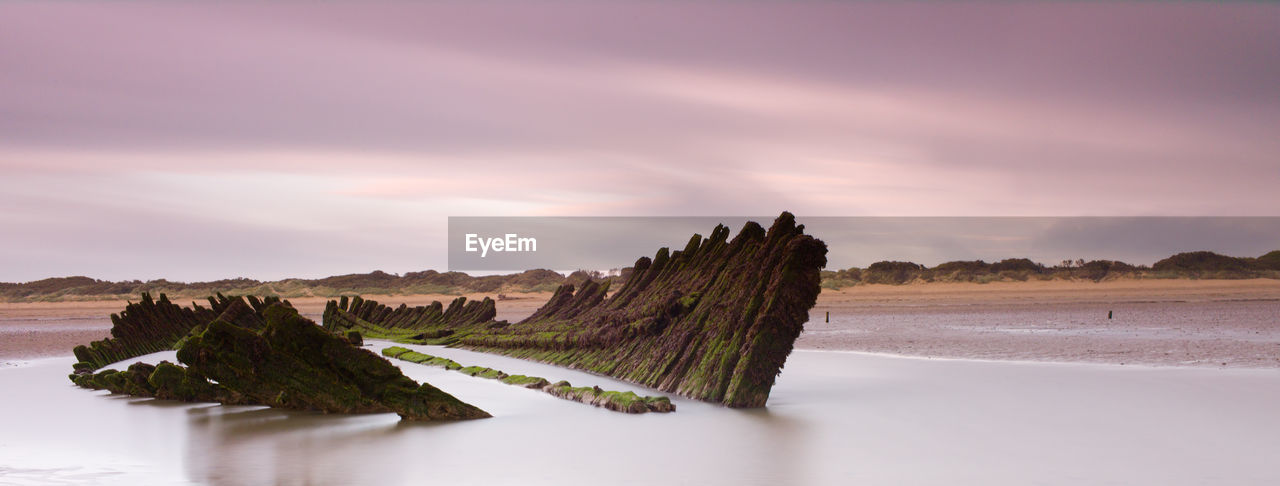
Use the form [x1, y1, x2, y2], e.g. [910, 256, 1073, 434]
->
[1, 2, 1277, 281]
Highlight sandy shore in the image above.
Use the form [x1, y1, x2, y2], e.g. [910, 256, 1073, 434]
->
[4, 279, 1278, 367]
[803, 279, 1280, 368]
[814, 278, 1280, 306]
[0, 300, 127, 360]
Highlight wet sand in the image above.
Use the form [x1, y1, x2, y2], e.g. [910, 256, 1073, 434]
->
[0, 300, 124, 360]
[805, 279, 1280, 368]
[3, 279, 1278, 368]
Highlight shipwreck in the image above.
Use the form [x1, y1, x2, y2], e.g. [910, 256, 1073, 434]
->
[68, 212, 827, 416]
[325, 212, 827, 408]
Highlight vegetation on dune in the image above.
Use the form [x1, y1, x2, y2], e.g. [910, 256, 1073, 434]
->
[1, 269, 581, 303]
[5, 249, 1277, 303]
[820, 250, 1280, 289]
[1257, 250, 1280, 270]
[1150, 251, 1270, 278]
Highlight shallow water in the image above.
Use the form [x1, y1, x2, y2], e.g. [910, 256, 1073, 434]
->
[1, 343, 1278, 485]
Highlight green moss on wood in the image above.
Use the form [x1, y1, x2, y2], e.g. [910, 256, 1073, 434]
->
[175, 304, 489, 420]
[383, 348, 673, 413]
[344, 330, 364, 346]
[459, 366, 508, 380]
[500, 374, 551, 389]
[69, 301, 489, 422]
[68, 293, 284, 372]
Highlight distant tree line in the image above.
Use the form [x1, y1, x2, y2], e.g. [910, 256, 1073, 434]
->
[2, 250, 1276, 302]
[0, 269, 572, 302]
[820, 250, 1280, 288]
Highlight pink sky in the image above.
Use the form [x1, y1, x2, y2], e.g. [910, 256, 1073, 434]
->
[2, 2, 1278, 281]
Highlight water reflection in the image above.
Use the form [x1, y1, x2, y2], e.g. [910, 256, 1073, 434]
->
[123, 344, 833, 486]
[730, 407, 812, 485]
[183, 406, 391, 485]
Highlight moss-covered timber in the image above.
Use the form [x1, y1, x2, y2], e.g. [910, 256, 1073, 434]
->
[177, 304, 490, 421]
[71, 292, 281, 370]
[382, 346, 464, 370]
[71, 360, 252, 404]
[68, 299, 489, 421]
[322, 295, 495, 342]
[147, 361, 246, 403]
[543, 381, 675, 414]
[72, 362, 158, 396]
[329, 212, 827, 408]
[501, 374, 551, 389]
[381, 347, 672, 413]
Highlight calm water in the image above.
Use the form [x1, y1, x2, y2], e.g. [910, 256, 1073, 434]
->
[1, 342, 1278, 485]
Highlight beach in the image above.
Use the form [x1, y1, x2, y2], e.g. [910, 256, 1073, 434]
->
[2, 279, 1278, 484]
[804, 278, 1280, 368]
[6, 2, 1277, 484]
[5, 279, 1277, 368]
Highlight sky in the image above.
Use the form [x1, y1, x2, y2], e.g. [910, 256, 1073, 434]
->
[2, 2, 1278, 282]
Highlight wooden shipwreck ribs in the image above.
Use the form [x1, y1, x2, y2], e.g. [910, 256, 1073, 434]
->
[66, 212, 825, 417]
[72, 292, 283, 370]
[325, 212, 828, 408]
[70, 297, 490, 421]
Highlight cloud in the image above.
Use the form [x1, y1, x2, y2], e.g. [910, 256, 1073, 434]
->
[0, 2, 1277, 280]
